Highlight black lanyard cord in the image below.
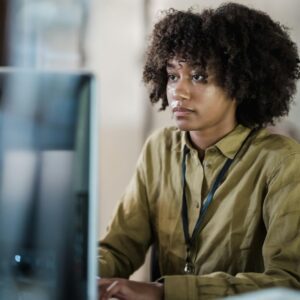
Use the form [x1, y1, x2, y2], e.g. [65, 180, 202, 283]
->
[180, 129, 256, 274]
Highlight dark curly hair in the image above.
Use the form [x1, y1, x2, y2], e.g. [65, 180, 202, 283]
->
[143, 3, 300, 128]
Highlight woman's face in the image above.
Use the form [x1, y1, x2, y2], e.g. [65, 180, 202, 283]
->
[166, 58, 237, 133]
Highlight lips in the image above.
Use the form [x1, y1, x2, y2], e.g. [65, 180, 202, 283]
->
[173, 107, 193, 112]
[172, 106, 194, 116]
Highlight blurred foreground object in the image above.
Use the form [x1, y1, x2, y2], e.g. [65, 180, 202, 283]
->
[4, 0, 89, 68]
[0, 70, 98, 300]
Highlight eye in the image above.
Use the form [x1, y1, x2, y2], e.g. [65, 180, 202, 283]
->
[167, 73, 178, 82]
[192, 74, 205, 82]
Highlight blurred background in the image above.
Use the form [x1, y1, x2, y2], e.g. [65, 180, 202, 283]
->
[1, 0, 300, 281]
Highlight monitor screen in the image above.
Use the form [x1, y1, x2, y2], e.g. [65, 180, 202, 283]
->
[0, 69, 98, 300]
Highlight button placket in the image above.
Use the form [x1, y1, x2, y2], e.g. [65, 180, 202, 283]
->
[203, 160, 212, 169]
[185, 151, 203, 234]
[202, 149, 218, 199]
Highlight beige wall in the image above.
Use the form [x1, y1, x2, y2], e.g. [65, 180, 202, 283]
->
[86, 0, 146, 237]
[86, 0, 152, 280]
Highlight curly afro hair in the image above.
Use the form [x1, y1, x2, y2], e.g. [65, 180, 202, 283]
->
[143, 3, 300, 128]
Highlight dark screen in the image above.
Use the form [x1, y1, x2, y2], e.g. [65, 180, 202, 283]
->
[0, 70, 93, 300]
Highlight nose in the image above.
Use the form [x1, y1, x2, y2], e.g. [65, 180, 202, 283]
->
[173, 79, 190, 100]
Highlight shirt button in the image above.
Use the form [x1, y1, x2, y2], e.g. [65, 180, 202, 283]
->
[204, 161, 211, 169]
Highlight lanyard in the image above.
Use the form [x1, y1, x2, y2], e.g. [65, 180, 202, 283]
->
[181, 146, 234, 274]
[180, 129, 256, 274]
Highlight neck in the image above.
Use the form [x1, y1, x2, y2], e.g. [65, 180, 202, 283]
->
[189, 123, 237, 154]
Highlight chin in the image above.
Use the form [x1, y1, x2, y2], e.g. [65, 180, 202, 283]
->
[175, 122, 193, 131]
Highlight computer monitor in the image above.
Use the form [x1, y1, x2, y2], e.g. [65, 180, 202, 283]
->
[0, 69, 98, 300]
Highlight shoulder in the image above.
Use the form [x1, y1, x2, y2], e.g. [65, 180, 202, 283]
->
[144, 126, 183, 151]
[136, 127, 182, 180]
[137, 126, 183, 170]
[253, 128, 300, 157]
[252, 128, 300, 177]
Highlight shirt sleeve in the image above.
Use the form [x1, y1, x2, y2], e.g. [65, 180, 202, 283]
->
[98, 142, 153, 278]
[162, 152, 300, 300]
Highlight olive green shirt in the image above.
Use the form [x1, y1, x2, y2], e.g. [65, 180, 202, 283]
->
[99, 125, 300, 299]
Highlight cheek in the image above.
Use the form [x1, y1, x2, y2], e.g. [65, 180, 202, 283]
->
[195, 87, 226, 107]
[201, 85, 219, 100]
[166, 85, 175, 102]
[167, 84, 176, 94]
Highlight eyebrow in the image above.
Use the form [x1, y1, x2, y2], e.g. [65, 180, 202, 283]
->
[166, 62, 205, 73]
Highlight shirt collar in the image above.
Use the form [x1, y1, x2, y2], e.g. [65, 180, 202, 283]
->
[214, 125, 252, 159]
[172, 124, 252, 159]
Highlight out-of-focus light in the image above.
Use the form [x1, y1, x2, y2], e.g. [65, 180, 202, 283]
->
[14, 255, 21, 263]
